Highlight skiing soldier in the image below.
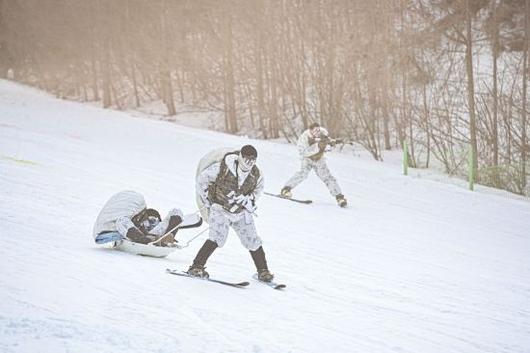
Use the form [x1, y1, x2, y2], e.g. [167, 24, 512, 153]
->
[188, 144, 274, 282]
[280, 123, 347, 207]
[93, 190, 184, 246]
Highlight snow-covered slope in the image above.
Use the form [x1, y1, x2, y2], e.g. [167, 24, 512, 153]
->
[1, 80, 529, 353]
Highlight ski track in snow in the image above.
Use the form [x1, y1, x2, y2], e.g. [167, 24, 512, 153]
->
[1, 79, 530, 353]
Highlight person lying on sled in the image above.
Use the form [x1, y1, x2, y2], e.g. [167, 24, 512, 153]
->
[93, 190, 198, 247]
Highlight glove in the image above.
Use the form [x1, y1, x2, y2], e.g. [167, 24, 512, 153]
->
[226, 190, 237, 204]
[227, 191, 257, 213]
[240, 194, 257, 213]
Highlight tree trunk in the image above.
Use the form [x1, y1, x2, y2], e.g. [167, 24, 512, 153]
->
[255, 40, 267, 138]
[423, 82, 431, 168]
[221, 14, 237, 133]
[465, 0, 479, 180]
[160, 0, 175, 116]
[91, 54, 99, 101]
[131, 63, 140, 108]
[522, 0, 529, 192]
[102, 37, 112, 108]
[492, 4, 499, 167]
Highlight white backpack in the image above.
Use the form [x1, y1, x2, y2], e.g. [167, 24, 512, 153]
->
[195, 147, 238, 223]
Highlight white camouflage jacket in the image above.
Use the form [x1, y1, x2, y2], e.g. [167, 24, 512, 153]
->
[296, 127, 330, 159]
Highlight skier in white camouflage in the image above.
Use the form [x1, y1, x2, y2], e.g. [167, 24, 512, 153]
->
[188, 145, 275, 282]
[281, 122, 347, 207]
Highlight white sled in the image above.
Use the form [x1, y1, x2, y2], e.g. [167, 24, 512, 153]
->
[113, 239, 175, 258]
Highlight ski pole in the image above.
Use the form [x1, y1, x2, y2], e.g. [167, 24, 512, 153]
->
[174, 227, 210, 249]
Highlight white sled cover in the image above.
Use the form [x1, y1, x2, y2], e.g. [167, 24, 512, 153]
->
[93, 190, 146, 239]
[195, 147, 235, 223]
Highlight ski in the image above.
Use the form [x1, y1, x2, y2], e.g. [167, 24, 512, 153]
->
[166, 269, 249, 288]
[264, 192, 312, 204]
[252, 274, 286, 290]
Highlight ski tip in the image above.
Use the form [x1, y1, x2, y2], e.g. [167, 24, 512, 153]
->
[252, 273, 287, 290]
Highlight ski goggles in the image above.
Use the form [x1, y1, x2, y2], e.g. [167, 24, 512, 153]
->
[140, 216, 160, 233]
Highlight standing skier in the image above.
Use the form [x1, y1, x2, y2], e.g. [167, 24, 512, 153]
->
[280, 123, 347, 207]
[189, 144, 274, 282]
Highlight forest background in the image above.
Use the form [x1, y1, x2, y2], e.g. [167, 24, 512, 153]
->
[1, 0, 528, 195]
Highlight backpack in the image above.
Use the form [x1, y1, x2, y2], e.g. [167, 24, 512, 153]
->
[195, 147, 238, 223]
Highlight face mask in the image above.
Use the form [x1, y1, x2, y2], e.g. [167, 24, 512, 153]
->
[238, 154, 256, 172]
[140, 216, 160, 233]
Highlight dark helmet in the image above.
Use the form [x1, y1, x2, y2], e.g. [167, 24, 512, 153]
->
[144, 208, 161, 222]
[238, 145, 258, 172]
[240, 144, 257, 159]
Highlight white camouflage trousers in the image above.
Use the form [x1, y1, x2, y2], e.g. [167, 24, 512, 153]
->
[284, 157, 342, 196]
[208, 204, 262, 251]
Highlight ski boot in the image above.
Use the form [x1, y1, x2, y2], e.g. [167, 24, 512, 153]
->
[187, 240, 217, 278]
[187, 264, 209, 279]
[250, 247, 273, 282]
[257, 269, 274, 282]
[336, 194, 347, 208]
[280, 187, 292, 199]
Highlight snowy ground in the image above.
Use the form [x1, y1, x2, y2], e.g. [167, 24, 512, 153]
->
[1, 79, 529, 353]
